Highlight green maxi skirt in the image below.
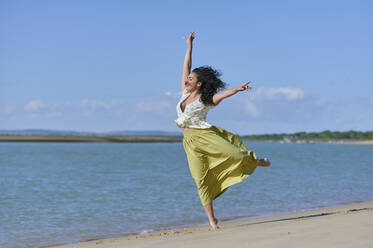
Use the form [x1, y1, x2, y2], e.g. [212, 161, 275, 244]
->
[182, 125, 259, 206]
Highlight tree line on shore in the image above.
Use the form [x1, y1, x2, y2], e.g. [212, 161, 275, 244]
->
[240, 130, 373, 141]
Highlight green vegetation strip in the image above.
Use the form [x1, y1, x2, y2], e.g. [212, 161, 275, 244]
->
[240, 130, 373, 141]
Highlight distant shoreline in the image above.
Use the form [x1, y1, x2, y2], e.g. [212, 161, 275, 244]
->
[1, 135, 373, 145]
[0, 135, 182, 143]
[246, 139, 373, 145]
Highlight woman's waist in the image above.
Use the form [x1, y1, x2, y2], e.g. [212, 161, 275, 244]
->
[181, 125, 215, 135]
[176, 121, 213, 129]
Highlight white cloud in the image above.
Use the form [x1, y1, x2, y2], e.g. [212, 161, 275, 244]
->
[315, 97, 328, 105]
[81, 99, 113, 110]
[24, 100, 46, 111]
[136, 100, 170, 113]
[47, 111, 63, 117]
[164, 90, 182, 98]
[78, 99, 128, 116]
[2, 103, 16, 114]
[255, 87, 304, 101]
[80, 99, 128, 110]
[246, 101, 259, 117]
[2, 89, 372, 134]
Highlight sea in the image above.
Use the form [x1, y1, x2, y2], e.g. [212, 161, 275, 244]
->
[1, 141, 372, 248]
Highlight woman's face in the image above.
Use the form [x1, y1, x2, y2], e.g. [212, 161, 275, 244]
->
[185, 72, 202, 93]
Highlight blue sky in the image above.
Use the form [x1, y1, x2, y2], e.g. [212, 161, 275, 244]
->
[1, 0, 372, 135]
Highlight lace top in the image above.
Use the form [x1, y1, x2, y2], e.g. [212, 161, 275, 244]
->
[174, 88, 215, 128]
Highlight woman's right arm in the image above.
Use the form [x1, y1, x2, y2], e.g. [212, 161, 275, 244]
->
[181, 32, 195, 91]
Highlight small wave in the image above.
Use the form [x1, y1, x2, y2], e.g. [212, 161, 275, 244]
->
[139, 229, 155, 235]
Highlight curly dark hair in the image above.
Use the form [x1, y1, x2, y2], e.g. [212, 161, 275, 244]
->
[192, 66, 227, 106]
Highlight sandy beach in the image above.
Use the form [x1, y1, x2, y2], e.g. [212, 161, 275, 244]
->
[46, 201, 373, 248]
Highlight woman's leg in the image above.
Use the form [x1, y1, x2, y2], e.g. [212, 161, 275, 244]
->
[203, 201, 219, 230]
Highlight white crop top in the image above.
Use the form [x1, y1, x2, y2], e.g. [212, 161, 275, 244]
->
[174, 88, 215, 128]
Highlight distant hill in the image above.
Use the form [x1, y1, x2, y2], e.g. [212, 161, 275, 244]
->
[0, 129, 182, 137]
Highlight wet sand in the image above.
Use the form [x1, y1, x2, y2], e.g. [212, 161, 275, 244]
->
[46, 201, 373, 248]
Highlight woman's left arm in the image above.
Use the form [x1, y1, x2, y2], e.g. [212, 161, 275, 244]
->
[212, 81, 252, 106]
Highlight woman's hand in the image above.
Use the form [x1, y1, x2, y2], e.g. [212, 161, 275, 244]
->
[183, 31, 195, 46]
[235, 81, 253, 92]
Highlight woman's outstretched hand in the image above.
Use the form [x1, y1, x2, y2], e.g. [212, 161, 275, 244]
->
[214, 81, 253, 104]
[183, 31, 195, 46]
[235, 81, 253, 92]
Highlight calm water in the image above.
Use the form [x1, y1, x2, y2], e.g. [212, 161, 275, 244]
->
[1, 141, 372, 248]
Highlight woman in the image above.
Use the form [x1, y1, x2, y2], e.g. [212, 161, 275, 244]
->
[175, 32, 271, 231]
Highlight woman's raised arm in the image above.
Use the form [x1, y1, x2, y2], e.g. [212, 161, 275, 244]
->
[212, 82, 253, 106]
[181, 32, 195, 91]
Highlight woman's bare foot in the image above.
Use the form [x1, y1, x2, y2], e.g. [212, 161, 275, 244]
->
[208, 218, 220, 231]
[258, 158, 271, 167]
